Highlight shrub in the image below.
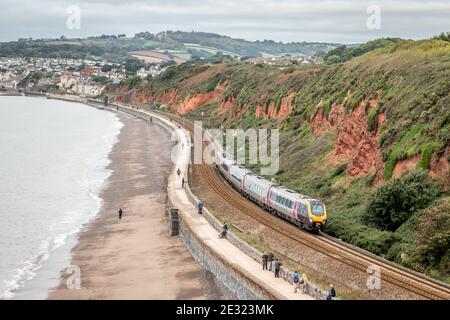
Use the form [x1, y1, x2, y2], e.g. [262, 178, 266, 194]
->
[363, 172, 442, 231]
[413, 198, 450, 278]
[331, 163, 347, 178]
[367, 103, 380, 132]
[417, 142, 435, 170]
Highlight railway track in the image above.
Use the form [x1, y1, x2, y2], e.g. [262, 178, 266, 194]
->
[149, 108, 450, 300]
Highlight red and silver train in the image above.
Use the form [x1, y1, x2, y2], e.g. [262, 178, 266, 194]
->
[216, 153, 328, 232]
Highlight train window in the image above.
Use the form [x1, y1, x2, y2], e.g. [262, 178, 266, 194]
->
[297, 203, 308, 217]
[231, 174, 242, 182]
[222, 163, 228, 171]
[311, 201, 325, 216]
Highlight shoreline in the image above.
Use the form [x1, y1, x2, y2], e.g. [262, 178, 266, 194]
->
[48, 110, 233, 299]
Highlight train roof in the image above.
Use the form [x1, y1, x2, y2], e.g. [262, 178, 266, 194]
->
[271, 185, 319, 202]
[245, 174, 273, 188]
[230, 163, 254, 174]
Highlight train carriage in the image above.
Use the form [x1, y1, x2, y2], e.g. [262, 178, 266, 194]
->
[214, 151, 327, 233]
[229, 164, 252, 190]
[216, 154, 235, 180]
[243, 174, 273, 208]
[267, 187, 298, 222]
[267, 186, 327, 232]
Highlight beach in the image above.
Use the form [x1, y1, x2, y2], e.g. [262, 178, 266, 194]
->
[48, 111, 232, 300]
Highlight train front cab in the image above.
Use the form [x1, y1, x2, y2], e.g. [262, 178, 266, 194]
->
[307, 200, 327, 233]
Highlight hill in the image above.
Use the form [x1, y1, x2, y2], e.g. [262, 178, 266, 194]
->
[0, 31, 340, 62]
[108, 37, 450, 282]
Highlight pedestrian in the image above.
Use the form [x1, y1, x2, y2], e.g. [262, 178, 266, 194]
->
[218, 222, 228, 238]
[292, 270, 302, 293]
[274, 258, 282, 278]
[301, 274, 308, 294]
[182, 177, 185, 188]
[177, 168, 181, 177]
[267, 252, 274, 271]
[118, 208, 123, 220]
[197, 201, 203, 214]
[262, 252, 268, 270]
[327, 284, 336, 300]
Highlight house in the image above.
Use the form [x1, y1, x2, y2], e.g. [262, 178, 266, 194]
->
[80, 66, 102, 78]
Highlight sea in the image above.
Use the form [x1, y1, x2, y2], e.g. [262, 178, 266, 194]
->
[0, 96, 123, 299]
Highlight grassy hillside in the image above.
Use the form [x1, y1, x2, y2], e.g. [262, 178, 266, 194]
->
[112, 37, 450, 282]
[0, 31, 340, 62]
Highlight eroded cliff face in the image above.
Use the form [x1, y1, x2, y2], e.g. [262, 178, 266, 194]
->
[255, 94, 294, 120]
[310, 93, 386, 182]
[110, 81, 449, 187]
[393, 148, 450, 189]
[178, 84, 226, 115]
[112, 87, 179, 106]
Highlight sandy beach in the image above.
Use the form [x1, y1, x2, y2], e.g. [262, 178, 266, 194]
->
[48, 111, 232, 299]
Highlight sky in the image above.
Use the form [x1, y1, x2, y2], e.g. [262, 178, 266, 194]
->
[0, 0, 449, 44]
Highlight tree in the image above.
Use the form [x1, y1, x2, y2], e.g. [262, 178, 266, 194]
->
[124, 57, 146, 75]
[363, 172, 441, 231]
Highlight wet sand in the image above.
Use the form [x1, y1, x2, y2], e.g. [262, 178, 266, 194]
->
[49, 112, 232, 299]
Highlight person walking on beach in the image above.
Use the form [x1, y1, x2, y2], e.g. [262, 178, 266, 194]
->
[262, 252, 268, 270]
[118, 208, 123, 220]
[267, 252, 274, 271]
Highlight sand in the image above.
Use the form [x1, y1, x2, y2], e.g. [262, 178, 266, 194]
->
[48, 112, 232, 299]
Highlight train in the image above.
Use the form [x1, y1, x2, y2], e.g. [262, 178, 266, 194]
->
[215, 153, 327, 233]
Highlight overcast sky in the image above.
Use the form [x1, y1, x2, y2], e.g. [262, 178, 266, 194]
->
[0, 0, 449, 43]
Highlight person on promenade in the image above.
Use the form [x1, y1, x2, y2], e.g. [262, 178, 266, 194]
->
[292, 271, 302, 293]
[118, 208, 123, 220]
[218, 222, 228, 238]
[301, 273, 308, 294]
[262, 252, 268, 270]
[274, 258, 282, 278]
[182, 177, 185, 188]
[327, 284, 336, 300]
[177, 168, 181, 177]
[197, 201, 203, 214]
[267, 252, 274, 271]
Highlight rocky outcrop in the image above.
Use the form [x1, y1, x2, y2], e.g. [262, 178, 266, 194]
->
[311, 93, 385, 180]
[177, 83, 227, 115]
[255, 94, 294, 120]
[392, 155, 421, 178]
[393, 148, 450, 189]
[310, 103, 345, 134]
[429, 150, 450, 189]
